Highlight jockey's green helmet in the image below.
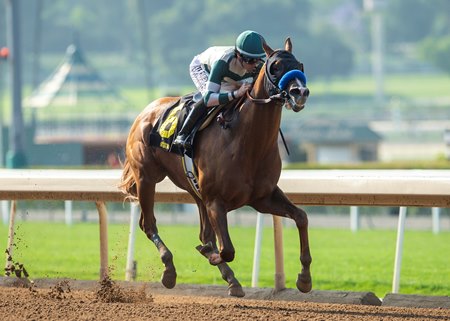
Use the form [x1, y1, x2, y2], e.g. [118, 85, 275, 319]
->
[235, 30, 265, 59]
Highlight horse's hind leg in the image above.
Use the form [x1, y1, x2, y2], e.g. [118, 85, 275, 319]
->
[251, 186, 312, 293]
[196, 200, 244, 297]
[137, 177, 177, 289]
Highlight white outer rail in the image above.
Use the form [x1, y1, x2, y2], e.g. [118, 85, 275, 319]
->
[2, 169, 450, 206]
[1, 169, 450, 292]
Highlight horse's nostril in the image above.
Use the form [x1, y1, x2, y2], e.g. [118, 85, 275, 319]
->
[289, 88, 300, 96]
[289, 87, 309, 97]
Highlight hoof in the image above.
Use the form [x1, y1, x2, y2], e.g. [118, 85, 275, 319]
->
[296, 272, 312, 293]
[161, 267, 177, 289]
[196, 242, 215, 257]
[228, 284, 245, 297]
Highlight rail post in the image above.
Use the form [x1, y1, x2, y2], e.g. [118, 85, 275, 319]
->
[125, 202, 139, 281]
[350, 206, 360, 232]
[1, 200, 9, 225]
[392, 206, 407, 293]
[4, 200, 16, 275]
[432, 207, 440, 234]
[273, 215, 285, 291]
[95, 201, 109, 279]
[251, 212, 264, 287]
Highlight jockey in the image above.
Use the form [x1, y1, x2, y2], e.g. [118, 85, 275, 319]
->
[172, 30, 266, 151]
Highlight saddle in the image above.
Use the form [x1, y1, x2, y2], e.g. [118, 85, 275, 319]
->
[148, 92, 237, 156]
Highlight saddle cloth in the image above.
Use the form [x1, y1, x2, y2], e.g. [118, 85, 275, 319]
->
[148, 94, 195, 155]
[148, 93, 223, 156]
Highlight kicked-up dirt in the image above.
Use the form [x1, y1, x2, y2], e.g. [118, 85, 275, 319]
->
[0, 277, 448, 321]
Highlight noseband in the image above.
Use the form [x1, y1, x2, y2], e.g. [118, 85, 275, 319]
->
[247, 50, 307, 104]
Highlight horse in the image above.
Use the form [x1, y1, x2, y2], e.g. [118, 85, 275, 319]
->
[120, 37, 311, 297]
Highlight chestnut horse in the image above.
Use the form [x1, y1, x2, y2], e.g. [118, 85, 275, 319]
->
[120, 38, 311, 297]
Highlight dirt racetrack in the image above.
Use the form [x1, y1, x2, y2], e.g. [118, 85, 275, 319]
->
[0, 277, 449, 321]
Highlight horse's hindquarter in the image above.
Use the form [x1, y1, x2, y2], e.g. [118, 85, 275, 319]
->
[143, 97, 180, 127]
[127, 97, 180, 143]
[125, 97, 185, 183]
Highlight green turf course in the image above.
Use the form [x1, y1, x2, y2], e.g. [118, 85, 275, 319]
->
[1, 222, 448, 298]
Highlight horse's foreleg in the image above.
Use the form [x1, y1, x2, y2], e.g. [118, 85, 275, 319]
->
[138, 180, 176, 289]
[197, 201, 244, 297]
[251, 186, 312, 293]
[206, 201, 235, 263]
[217, 263, 245, 297]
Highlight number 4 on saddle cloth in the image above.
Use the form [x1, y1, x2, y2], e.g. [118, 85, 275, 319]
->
[148, 93, 234, 199]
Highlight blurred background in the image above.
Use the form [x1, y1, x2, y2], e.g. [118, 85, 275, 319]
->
[0, 0, 449, 168]
[0, 0, 449, 227]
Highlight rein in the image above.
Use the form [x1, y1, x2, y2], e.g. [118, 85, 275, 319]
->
[246, 90, 286, 104]
[246, 50, 286, 105]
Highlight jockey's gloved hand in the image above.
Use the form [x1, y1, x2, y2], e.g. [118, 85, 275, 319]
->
[235, 82, 252, 98]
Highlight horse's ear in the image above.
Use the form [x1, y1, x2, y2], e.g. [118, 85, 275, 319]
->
[262, 40, 274, 57]
[285, 37, 292, 53]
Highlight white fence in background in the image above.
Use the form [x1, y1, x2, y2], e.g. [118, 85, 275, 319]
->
[1, 169, 449, 293]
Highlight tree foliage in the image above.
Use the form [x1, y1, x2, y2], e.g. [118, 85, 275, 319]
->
[384, 0, 450, 43]
[419, 36, 450, 75]
[1, 0, 448, 86]
[302, 28, 353, 79]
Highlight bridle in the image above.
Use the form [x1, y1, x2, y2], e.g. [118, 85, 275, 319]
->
[245, 49, 307, 155]
[247, 49, 306, 105]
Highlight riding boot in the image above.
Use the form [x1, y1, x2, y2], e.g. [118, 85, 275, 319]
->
[172, 99, 207, 151]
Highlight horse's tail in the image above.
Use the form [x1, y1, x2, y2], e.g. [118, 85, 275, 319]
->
[119, 158, 139, 202]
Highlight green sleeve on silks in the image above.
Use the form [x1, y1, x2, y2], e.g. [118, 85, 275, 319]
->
[204, 60, 233, 106]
